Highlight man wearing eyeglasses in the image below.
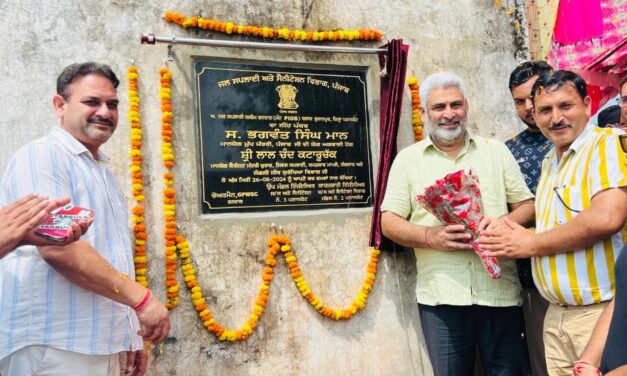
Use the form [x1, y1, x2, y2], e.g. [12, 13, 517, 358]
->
[478, 70, 627, 375]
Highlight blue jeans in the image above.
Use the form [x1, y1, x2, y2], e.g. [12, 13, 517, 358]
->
[418, 304, 529, 376]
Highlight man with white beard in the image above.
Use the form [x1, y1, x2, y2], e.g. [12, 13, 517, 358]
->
[381, 72, 535, 375]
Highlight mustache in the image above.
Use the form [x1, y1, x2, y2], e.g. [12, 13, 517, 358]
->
[549, 120, 569, 130]
[88, 116, 113, 127]
[437, 118, 461, 126]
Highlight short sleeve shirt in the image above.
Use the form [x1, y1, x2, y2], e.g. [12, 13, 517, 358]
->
[533, 123, 627, 306]
[381, 134, 533, 307]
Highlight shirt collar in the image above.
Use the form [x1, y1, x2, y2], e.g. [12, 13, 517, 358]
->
[543, 120, 594, 166]
[566, 121, 596, 156]
[50, 126, 110, 163]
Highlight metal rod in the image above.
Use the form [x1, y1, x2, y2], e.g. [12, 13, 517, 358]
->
[140, 33, 387, 54]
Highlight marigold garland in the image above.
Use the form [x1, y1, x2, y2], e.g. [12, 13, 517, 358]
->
[150, 66, 379, 341]
[128, 66, 148, 287]
[178, 234, 380, 341]
[163, 11, 383, 42]
[408, 77, 424, 142]
[159, 67, 180, 309]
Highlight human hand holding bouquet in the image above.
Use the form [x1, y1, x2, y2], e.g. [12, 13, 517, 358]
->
[416, 169, 502, 279]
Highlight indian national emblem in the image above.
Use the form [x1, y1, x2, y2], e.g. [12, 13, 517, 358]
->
[276, 84, 299, 110]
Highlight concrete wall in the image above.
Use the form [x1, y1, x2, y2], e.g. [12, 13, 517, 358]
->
[0, 0, 527, 374]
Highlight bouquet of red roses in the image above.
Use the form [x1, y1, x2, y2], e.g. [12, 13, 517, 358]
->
[416, 169, 501, 279]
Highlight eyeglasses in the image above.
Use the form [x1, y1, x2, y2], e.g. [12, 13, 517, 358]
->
[553, 186, 581, 213]
[616, 96, 627, 108]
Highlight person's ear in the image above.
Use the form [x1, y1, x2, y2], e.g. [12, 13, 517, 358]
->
[583, 96, 592, 117]
[52, 95, 66, 118]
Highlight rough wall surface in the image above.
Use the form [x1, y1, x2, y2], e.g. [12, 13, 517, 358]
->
[0, 0, 527, 375]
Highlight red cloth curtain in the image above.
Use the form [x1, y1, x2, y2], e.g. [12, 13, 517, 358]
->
[369, 39, 409, 251]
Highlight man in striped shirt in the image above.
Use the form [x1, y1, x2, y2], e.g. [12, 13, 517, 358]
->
[478, 70, 627, 375]
[0, 63, 170, 376]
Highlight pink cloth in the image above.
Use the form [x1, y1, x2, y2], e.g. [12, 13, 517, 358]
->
[554, 0, 627, 72]
[554, 0, 603, 44]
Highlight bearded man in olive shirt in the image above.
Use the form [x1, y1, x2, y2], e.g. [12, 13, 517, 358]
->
[381, 72, 534, 375]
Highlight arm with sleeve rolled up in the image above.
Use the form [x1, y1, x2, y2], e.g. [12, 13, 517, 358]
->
[38, 240, 170, 343]
[493, 143, 536, 228]
[480, 198, 535, 231]
[479, 187, 627, 258]
[381, 211, 471, 251]
[504, 198, 535, 226]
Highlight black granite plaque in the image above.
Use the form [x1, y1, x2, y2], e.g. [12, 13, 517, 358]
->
[194, 59, 373, 214]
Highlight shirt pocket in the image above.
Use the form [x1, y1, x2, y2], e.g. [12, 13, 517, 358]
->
[553, 185, 583, 225]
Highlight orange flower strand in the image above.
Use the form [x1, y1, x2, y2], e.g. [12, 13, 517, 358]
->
[179, 234, 380, 341]
[407, 77, 425, 142]
[163, 11, 382, 43]
[128, 66, 148, 287]
[159, 67, 180, 309]
[407, 76, 424, 142]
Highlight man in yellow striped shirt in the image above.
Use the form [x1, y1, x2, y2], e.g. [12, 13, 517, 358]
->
[478, 70, 627, 375]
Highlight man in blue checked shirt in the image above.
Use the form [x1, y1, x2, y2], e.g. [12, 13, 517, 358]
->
[0, 62, 170, 376]
[505, 60, 553, 376]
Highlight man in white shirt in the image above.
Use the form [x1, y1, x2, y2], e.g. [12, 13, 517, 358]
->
[0, 62, 170, 376]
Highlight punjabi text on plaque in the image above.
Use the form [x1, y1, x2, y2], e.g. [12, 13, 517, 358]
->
[194, 60, 373, 214]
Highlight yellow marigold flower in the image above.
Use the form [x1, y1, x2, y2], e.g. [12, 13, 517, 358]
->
[167, 285, 180, 293]
[135, 240, 146, 245]
[191, 292, 202, 300]
[136, 195, 145, 202]
[408, 77, 418, 85]
[184, 275, 195, 282]
[191, 286, 201, 293]
[242, 323, 252, 334]
[181, 264, 193, 271]
[199, 308, 210, 317]
[136, 268, 147, 276]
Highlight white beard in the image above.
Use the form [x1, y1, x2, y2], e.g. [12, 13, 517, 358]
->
[426, 116, 466, 143]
